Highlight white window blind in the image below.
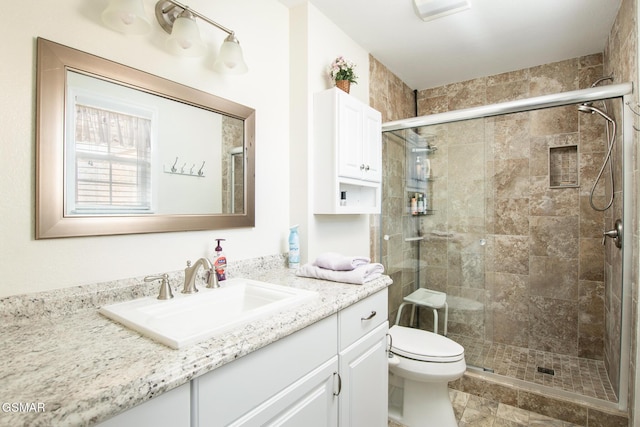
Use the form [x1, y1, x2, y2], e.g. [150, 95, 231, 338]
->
[71, 103, 152, 213]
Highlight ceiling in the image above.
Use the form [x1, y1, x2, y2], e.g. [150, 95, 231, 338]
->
[304, 0, 623, 90]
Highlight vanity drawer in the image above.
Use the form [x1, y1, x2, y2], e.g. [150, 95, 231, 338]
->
[338, 288, 388, 350]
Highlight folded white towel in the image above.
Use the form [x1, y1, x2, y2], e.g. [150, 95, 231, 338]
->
[314, 252, 371, 271]
[296, 263, 384, 285]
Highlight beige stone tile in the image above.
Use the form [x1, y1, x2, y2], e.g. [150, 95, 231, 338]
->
[529, 176, 579, 217]
[529, 215, 579, 258]
[494, 198, 529, 236]
[529, 256, 578, 300]
[529, 296, 579, 354]
[493, 158, 530, 199]
[529, 58, 580, 95]
[530, 105, 578, 136]
[518, 390, 587, 425]
[493, 235, 529, 275]
[466, 394, 499, 416]
[496, 403, 530, 425]
[579, 195, 605, 237]
[460, 407, 495, 426]
[493, 418, 527, 427]
[529, 412, 566, 426]
[579, 238, 605, 281]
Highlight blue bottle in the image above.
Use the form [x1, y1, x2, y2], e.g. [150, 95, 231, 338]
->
[288, 225, 300, 269]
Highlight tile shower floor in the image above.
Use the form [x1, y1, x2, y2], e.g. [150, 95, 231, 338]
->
[449, 333, 618, 403]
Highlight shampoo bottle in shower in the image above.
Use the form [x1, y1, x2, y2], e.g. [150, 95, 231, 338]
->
[213, 239, 227, 281]
[288, 225, 300, 269]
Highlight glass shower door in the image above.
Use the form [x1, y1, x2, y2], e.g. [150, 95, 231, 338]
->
[416, 118, 490, 370]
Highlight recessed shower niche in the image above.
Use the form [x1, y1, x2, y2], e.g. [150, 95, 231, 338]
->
[549, 145, 579, 188]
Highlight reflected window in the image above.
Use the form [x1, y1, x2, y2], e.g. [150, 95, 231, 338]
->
[66, 94, 154, 214]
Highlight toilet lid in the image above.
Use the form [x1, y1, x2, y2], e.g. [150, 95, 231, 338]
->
[389, 325, 464, 363]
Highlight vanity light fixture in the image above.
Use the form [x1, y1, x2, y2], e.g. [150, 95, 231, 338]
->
[164, 8, 207, 57]
[412, 0, 471, 22]
[155, 0, 248, 73]
[101, 0, 152, 34]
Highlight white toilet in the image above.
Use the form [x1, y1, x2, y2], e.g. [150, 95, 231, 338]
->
[387, 325, 466, 427]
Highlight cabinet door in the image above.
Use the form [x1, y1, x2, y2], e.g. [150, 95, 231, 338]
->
[337, 93, 364, 180]
[196, 316, 337, 426]
[339, 322, 389, 427]
[362, 107, 382, 182]
[228, 357, 339, 427]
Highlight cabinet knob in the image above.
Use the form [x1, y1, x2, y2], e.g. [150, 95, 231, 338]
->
[360, 164, 365, 170]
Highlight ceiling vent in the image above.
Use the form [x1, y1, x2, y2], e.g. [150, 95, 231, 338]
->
[412, 0, 471, 22]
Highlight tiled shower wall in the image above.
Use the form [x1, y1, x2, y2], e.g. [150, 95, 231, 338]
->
[417, 99, 608, 360]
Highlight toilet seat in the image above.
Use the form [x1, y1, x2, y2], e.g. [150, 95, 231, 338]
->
[389, 325, 464, 363]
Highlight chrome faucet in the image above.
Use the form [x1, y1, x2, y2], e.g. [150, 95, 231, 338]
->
[182, 258, 218, 293]
[144, 273, 173, 300]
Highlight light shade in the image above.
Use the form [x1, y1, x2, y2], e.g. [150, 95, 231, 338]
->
[166, 11, 207, 57]
[213, 34, 248, 74]
[101, 0, 151, 35]
[413, 0, 471, 22]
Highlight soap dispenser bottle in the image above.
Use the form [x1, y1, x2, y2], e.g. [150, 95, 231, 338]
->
[213, 239, 227, 281]
[288, 225, 300, 269]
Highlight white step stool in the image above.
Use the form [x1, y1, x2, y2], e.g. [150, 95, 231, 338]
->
[395, 288, 448, 336]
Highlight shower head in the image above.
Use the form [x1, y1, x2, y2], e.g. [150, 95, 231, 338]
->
[578, 104, 615, 123]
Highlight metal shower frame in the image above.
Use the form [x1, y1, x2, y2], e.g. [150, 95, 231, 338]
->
[381, 82, 634, 412]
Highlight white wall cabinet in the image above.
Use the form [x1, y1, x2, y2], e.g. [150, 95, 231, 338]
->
[314, 88, 382, 214]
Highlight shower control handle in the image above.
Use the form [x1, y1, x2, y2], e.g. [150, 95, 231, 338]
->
[603, 219, 623, 249]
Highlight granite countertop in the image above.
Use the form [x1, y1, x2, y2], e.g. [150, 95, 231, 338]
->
[0, 258, 391, 427]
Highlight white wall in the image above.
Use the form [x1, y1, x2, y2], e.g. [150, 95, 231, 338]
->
[0, 0, 290, 297]
[288, 2, 373, 265]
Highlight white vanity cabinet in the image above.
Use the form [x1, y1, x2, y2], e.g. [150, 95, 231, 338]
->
[194, 315, 339, 427]
[314, 88, 382, 214]
[338, 289, 389, 427]
[193, 289, 389, 427]
[96, 382, 190, 427]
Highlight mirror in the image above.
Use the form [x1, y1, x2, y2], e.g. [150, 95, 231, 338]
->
[36, 38, 255, 239]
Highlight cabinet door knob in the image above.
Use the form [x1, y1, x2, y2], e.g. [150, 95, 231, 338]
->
[364, 165, 370, 171]
[361, 310, 377, 321]
[360, 164, 366, 170]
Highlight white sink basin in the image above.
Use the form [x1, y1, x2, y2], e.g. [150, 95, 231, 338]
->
[99, 278, 317, 349]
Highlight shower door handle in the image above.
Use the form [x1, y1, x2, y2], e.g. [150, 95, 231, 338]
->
[603, 219, 622, 249]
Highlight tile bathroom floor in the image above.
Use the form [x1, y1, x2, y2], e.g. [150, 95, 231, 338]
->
[449, 334, 618, 403]
[388, 389, 585, 427]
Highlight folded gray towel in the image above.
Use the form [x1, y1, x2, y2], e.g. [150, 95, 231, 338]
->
[296, 263, 384, 285]
[314, 252, 371, 271]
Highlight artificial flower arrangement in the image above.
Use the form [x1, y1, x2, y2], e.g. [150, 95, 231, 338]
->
[328, 56, 358, 85]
